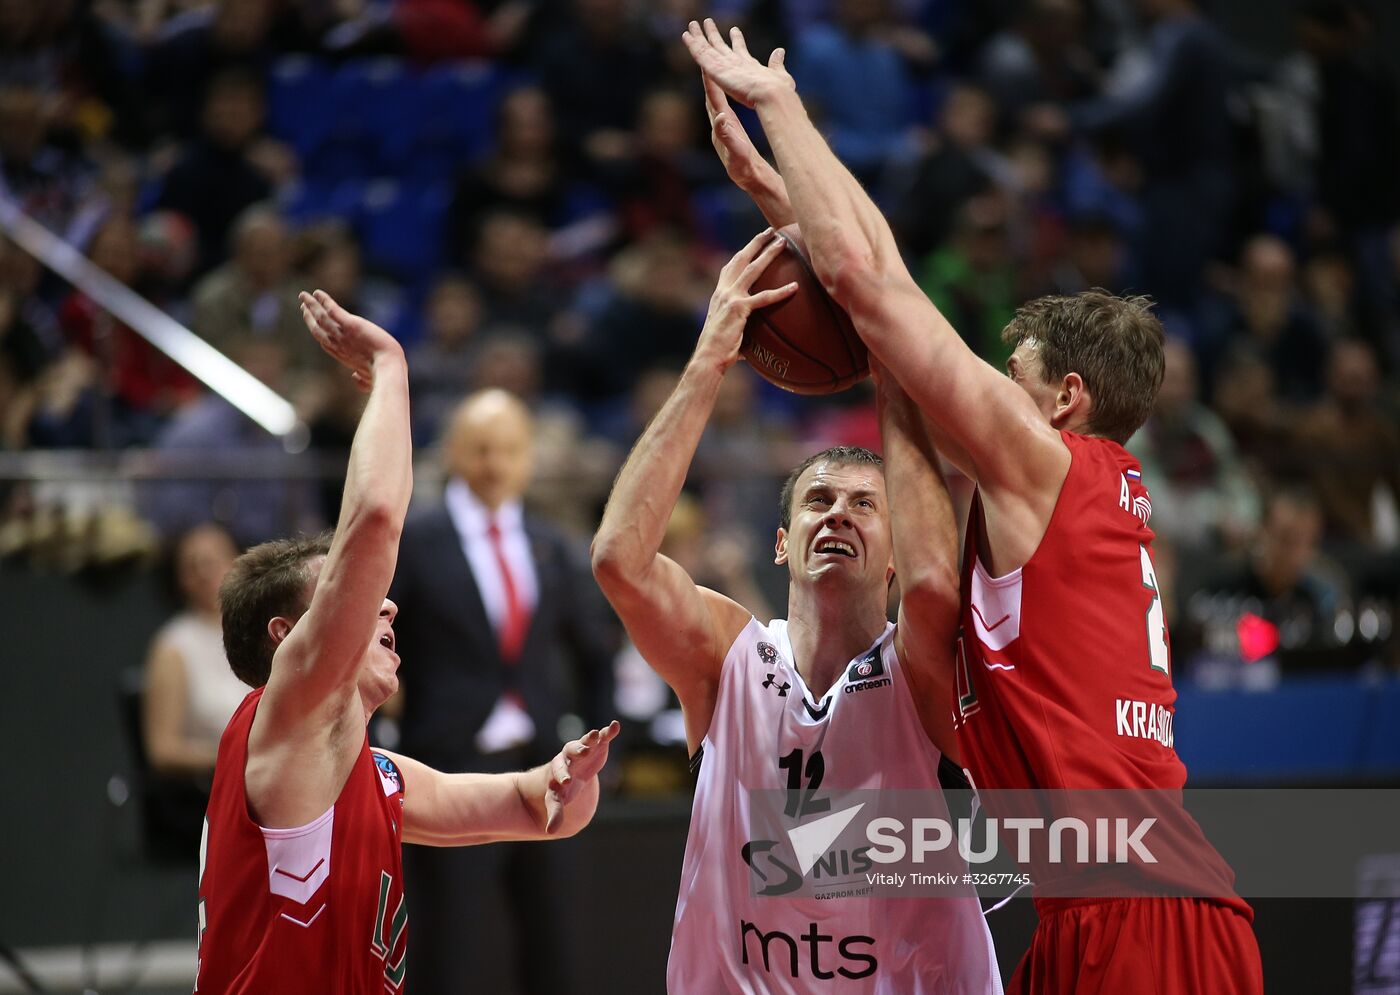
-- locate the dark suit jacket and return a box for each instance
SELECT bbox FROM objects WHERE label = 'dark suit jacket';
[389,502,618,772]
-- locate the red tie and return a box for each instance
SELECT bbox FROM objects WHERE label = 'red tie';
[486,518,528,663]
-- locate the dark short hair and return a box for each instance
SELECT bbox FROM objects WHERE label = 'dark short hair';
[778,446,884,530]
[1002,290,1165,444]
[219,533,333,688]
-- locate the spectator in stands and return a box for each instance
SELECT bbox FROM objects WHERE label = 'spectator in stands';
[887,83,1006,259]
[447,86,571,247]
[156,68,295,275]
[1195,487,1352,673]
[1294,0,1400,320]
[789,0,931,180]
[566,232,708,403]
[917,194,1018,366]
[191,204,321,385]
[1128,337,1259,552]
[534,0,666,163]
[1296,339,1400,549]
[408,273,485,443]
[323,0,533,63]
[0,82,98,239]
[58,213,198,443]
[977,0,1096,123]
[138,339,322,545]
[595,87,721,243]
[1040,0,1236,310]
[390,388,617,995]
[1211,234,1329,404]
[1302,248,1362,343]
[1047,212,1131,295]
[464,209,560,342]
[1211,347,1299,480]
[142,0,289,140]
[141,521,247,779]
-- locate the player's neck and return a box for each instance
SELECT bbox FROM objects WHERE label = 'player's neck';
[785,587,887,699]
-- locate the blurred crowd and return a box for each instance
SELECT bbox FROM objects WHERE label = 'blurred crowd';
[1,0,1399,684]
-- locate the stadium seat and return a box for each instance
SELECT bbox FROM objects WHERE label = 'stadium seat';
[356,179,451,282]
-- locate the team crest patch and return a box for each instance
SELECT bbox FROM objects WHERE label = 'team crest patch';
[757,641,779,665]
[373,752,403,797]
[847,651,885,682]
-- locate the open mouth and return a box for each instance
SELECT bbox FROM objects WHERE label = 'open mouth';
[814,537,857,558]
[379,631,396,653]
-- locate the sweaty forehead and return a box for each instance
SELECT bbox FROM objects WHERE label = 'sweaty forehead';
[799,460,886,495]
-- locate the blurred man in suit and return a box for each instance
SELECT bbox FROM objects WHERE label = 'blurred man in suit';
[389,388,617,995]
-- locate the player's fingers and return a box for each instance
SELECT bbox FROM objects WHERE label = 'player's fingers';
[599,720,621,743]
[747,282,799,309]
[737,234,787,287]
[544,791,563,834]
[701,72,723,122]
[551,752,572,787]
[313,289,353,329]
[730,25,750,58]
[722,227,776,278]
[703,17,727,50]
[769,47,788,74]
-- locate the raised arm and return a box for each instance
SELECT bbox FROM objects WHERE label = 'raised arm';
[591,231,795,752]
[877,364,961,764]
[702,72,795,229]
[684,21,1068,513]
[382,721,620,846]
[261,291,412,726]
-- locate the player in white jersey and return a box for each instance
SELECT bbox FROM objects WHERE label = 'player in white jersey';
[592,232,1000,994]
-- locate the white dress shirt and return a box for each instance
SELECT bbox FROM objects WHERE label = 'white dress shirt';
[443,478,539,632]
[443,478,539,752]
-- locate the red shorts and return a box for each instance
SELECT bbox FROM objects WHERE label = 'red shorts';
[1008,898,1263,995]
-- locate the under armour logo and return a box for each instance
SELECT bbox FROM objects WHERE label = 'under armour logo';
[762,674,790,697]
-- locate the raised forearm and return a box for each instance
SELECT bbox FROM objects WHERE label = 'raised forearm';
[754,90,898,294]
[879,379,959,599]
[591,359,726,581]
[339,353,412,535]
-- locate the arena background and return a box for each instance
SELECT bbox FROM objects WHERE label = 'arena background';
[1,0,1398,991]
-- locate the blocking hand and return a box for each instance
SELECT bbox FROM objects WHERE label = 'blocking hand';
[544,720,621,834]
[683,18,794,109]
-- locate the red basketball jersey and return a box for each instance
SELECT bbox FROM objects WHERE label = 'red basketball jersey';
[196,688,409,993]
[954,432,1246,914]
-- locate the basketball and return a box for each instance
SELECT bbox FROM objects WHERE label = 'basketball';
[741,225,869,394]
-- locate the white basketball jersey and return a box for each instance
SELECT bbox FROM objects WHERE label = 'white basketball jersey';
[667,618,1001,994]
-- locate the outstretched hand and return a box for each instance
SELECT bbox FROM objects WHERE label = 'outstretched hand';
[695,227,799,371]
[544,720,621,834]
[298,289,403,392]
[683,18,794,109]
[703,71,775,195]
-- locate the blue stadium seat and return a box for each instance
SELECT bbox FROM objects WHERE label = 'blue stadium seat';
[356,179,451,282]
[387,62,505,182]
[266,57,337,164]
[279,178,366,226]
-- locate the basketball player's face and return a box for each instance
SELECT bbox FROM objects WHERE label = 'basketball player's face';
[360,597,401,709]
[776,462,893,588]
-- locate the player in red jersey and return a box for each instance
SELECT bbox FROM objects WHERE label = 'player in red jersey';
[687,19,1263,994]
[196,290,618,994]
